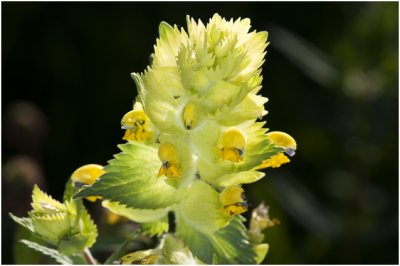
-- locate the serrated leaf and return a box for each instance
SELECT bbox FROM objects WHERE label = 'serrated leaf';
[13,227,46,264]
[58,234,90,255]
[180,180,231,234]
[31,185,66,214]
[102,200,168,223]
[79,207,98,248]
[140,215,169,237]
[20,239,73,265]
[9,213,34,232]
[75,142,180,209]
[176,214,257,264]
[30,212,71,245]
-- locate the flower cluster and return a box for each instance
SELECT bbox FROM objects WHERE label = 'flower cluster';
[11,13,296,265]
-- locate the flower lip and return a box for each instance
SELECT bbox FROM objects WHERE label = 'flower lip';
[285,148,296,157]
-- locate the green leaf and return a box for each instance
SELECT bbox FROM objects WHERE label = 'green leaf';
[75,142,180,209]
[254,243,269,264]
[214,170,265,187]
[31,185,66,214]
[30,212,71,245]
[102,200,168,223]
[176,214,257,264]
[58,234,90,255]
[79,207,98,248]
[179,180,231,234]
[63,178,76,202]
[13,227,45,264]
[9,213,34,232]
[20,239,73,265]
[140,215,169,237]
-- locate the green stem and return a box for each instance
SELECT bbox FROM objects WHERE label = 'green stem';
[104,229,141,264]
[83,248,97,265]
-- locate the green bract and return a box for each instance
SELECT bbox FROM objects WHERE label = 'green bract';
[10,184,98,261]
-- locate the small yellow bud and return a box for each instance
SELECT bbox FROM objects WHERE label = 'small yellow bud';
[158,142,177,163]
[157,142,180,178]
[121,108,152,141]
[266,131,297,156]
[182,101,197,130]
[71,164,105,202]
[219,185,248,216]
[218,128,246,162]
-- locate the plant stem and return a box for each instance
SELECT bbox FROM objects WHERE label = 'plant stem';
[83,248,97,265]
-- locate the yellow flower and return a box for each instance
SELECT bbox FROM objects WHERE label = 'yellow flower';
[157,142,180,178]
[219,185,248,216]
[71,164,105,202]
[218,128,247,163]
[121,102,153,141]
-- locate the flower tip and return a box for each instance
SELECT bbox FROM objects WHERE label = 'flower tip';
[266,131,297,156]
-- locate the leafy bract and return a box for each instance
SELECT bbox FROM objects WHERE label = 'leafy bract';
[140,216,169,237]
[9,213,34,232]
[75,141,180,209]
[102,200,168,223]
[179,180,231,234]
[176,214,257,264]
[20,239,73,265]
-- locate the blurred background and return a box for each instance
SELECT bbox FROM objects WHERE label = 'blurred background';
[2,2,398,264]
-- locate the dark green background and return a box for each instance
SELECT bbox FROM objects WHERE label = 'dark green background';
[2,2,398,264]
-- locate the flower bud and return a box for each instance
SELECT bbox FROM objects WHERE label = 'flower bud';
[71,164,105,202]
[182,101,198,130]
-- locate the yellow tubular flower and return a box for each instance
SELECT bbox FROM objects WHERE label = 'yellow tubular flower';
[256,131,296,170]
[266,131,297,157]
[182,101,198,130]
[218,128,247,163]
[157,142,180,178]
[71,164,105,202]
[219,185,248,216]
[121,105,153,141]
